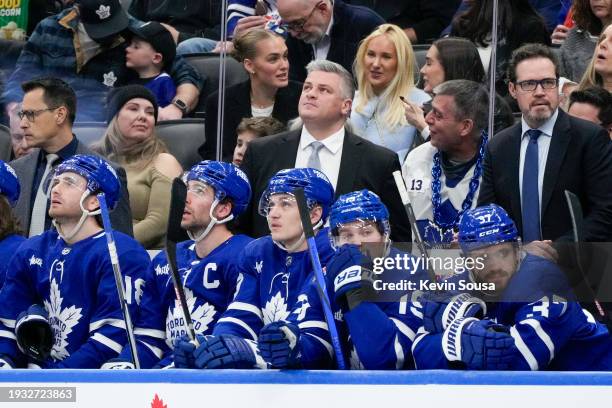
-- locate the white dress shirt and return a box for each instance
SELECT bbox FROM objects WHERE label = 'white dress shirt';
[295,125,345,189]
[518,109,558,216]
[313,15,333,61]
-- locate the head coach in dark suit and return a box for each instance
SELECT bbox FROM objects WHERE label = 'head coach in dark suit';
[478,43,612,243]
[9,77,133,237]
[240,60,411,241]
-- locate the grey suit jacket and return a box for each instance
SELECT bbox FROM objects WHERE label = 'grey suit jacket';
[10,141,134,236]
[0,125,11,162]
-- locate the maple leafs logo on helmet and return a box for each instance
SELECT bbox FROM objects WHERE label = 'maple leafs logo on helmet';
[329,189,390,235]
[0,160,20,207]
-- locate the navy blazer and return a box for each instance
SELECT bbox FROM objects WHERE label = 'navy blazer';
[478,109,612,242]
[239,128,411,242]
[287,0,385,83]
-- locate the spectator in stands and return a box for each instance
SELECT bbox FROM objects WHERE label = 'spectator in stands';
[7,104,32,160]
[199,29,302,161]
[559,0,612,82]
[126,21,177,107]
[240,59,411,241]
[2,0,202,122]
[451,0,550,96]
[578,23,612,91]
[9,77,133,237]
[276,0,384,82]
[233,116,286,166]
[0,160,25,288]
[568,86,612,136]
[92,85,182,249]
[404,38,514,140]
[346,0,461,43]
[350,24,430,163]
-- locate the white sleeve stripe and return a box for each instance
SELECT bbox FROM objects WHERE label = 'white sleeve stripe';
[0,330,16,340]
[138,340,164,359]
[411,327,427,353]
[0,318,15,328]
[134,328,166,339]
[90,319,126,332]
[227,5,255,14]
[394,334,405,369]
[390,317,416,341]
[510,326,539,370]
[520,318,555,363]
[226,302,264,318]
[297,321,328,331]
[303,333,333,357]
[91,333,123,354]
[216,317,258,341]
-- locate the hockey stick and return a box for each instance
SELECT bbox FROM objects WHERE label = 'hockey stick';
[165,177,199,346]
[564,190,608,320]
[294,188,346,370]
[392,171,437,283]
[97,193,140,368]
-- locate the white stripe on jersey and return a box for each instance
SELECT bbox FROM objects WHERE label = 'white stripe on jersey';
[297,320,328,331]
[90,319,126,332]
[226,302,264,319]
[0,318,16,328]
[216,317,258,340]
[303,332,333,357]
[390,317,416,341]
[0,330,16,340]
[510,326,539,370]
[138,340,164,359]
[227,4,255,14]
[394,334,405,369]
[134,328,166,339]
[520,318,555,363]
[91,333,123,354]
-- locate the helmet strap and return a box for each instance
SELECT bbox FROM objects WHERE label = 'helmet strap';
[54,190,99,243]
[272,218,323,253]
[187,198,234,243]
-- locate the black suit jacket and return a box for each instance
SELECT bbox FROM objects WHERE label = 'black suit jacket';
[199,79,302,161]
[10,141,134,237]
[287,0,385,82]
[240,128,411,242]
[478,109,612,242]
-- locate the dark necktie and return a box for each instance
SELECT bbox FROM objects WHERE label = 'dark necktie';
[522,129,542,242]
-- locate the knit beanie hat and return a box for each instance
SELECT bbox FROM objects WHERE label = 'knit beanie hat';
[106,84,159,124]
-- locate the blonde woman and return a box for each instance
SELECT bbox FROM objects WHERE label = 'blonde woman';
[351,24,430,163]
[579,23,612,92]
[94,85,183,249]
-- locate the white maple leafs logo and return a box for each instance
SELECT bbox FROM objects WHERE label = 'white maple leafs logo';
[165,288,216,347]
[95,5,111,20]
[349,346,364,370]
[262,291,290,325]
[103,71,117,87]
[44,279,83,360]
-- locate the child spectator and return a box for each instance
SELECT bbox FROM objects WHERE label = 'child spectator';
[126,21,177,107]
[233,116,286,166]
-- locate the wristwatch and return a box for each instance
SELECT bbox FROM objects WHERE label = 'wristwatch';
[172,98,188,115]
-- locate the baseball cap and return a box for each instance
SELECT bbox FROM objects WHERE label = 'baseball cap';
[129,21,176,69]
[78,0,129,41]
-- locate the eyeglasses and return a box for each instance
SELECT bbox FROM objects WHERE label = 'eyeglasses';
[17,107,59,122]
[514,78,558,92]
[281,1,323,32]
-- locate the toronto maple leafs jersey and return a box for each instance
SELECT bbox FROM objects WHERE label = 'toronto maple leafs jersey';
[213,228,335,368]
[119,235,254,368]
[0,234,26,289]
[0,230,150,368]
[402,142,480,244]
[412,254,612,370]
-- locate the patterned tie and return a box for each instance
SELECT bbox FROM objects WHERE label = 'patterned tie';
[522,129,542,242]
[29,153,59,237]
[307,141,325,171]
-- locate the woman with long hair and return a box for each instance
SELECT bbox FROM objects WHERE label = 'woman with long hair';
[199,28,302,161]
[579,23,612,92]
[93,85,183,249]
[0,160,25,288]
[350,24,430,162]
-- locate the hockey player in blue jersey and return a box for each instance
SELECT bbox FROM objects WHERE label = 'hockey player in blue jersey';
[173,167,336,369]
[258,189,427,369]
[412,204,612,371]
[0,155,150,369]
[103,161,255,369]
[0,160,25,288]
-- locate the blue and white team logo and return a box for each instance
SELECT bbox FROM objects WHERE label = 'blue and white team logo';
[165,288,216,347]
[262,291,290,325]
[44,279,83,360]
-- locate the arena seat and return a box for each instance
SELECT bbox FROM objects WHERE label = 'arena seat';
[156,118,205,170]
[183,53,249,116]
[73,122,107,147]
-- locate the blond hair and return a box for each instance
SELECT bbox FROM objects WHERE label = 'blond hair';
[578,23,611,91]
[353,24,417,129]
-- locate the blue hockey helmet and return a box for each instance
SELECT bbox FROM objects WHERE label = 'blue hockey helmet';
[330,189,390,235]
[258,168,334,222]
[0,160,20,207]
[458,204,519,252]
[52,155,121,210]
[184,160,251,217]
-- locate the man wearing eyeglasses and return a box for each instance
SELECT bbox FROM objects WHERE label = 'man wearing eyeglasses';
[277,0,384,82]
[8,77,133,237]
[478,43,612,243]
